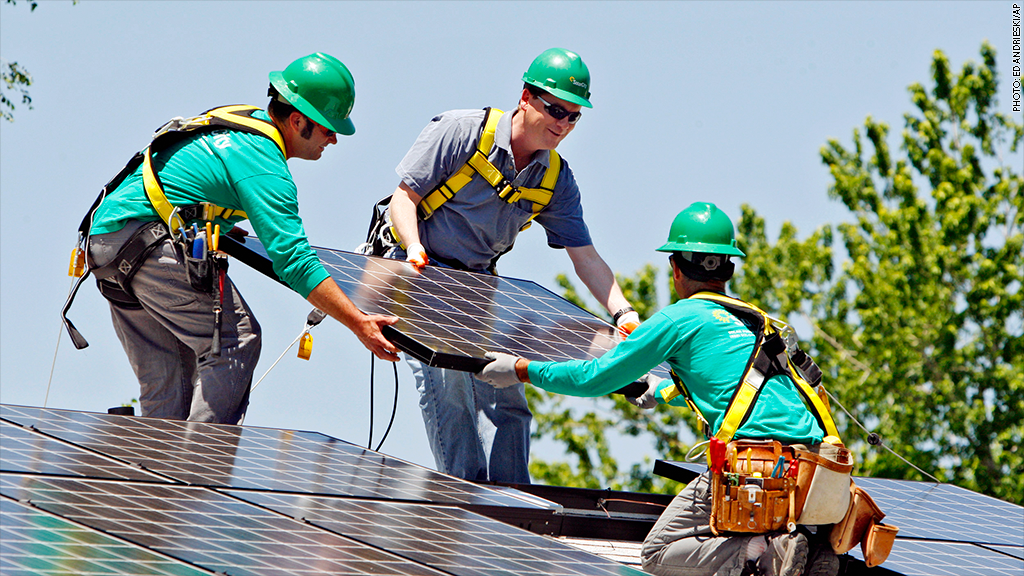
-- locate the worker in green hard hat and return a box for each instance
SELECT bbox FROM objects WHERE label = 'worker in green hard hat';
[475,202,843,576]
[357,47,639,484]
[72,52,398,425]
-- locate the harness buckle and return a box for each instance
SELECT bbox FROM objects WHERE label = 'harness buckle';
[497,183,520,203]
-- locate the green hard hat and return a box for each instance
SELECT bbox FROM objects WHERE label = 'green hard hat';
[522,48,593,108]
[657,202,746,256]
[269,52,356,135]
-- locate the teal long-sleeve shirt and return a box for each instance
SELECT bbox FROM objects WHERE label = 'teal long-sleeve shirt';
[90,109,330,298]
[528,295,825,444]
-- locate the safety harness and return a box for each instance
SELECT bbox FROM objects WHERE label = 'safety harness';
[62,105,284,349]
[658,291,840,443]
[361,108,561,271]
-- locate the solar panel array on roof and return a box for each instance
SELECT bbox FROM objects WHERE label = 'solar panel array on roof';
[653,460,1024,576]
[220,236,662,391]
[0,405,646,576]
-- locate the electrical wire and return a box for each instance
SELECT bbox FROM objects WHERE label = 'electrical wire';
[367,353,400,452]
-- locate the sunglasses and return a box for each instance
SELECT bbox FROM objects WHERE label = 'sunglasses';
[535,94,582,124]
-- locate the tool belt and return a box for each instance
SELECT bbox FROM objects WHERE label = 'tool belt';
[830,482,899,567]
[709,439,854,535]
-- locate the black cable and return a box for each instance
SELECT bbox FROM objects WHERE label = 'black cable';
[373,361,399,452]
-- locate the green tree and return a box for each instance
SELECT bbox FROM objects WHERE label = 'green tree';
[534,42,1023,505]
[1,0,39,122]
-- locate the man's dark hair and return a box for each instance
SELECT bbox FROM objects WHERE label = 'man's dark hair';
[268,85,314,139]
[524,83,546,99]
[267,85,299,122]
[671,252,735,282]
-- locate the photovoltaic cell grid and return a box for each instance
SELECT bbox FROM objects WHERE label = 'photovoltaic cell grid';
[316,247,624,372]
[0,421,167,484]
[847,540,1023,576]
[229,490,646,576]
[853,476,1024,547]
[0,475,447,576]
[0,497,212,576]
[0,405,552,511]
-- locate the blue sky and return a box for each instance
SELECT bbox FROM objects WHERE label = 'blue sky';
[1,1,1016,473]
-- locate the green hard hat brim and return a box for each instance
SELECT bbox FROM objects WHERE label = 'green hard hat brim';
[523,77,593,108]
[270,71,356,136]
[656,241,746,257]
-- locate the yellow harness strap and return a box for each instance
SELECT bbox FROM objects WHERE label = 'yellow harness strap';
[142,105,285,231]
[663,292,841,444]
[416,108,561,229]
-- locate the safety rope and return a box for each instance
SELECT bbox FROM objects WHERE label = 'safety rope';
[44,275,79,407]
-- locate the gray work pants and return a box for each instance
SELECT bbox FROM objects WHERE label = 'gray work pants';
[642,471,759,576]
[89,222,261,424]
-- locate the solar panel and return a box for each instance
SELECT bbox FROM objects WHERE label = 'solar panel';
[227,490,647,576]
[852,476,1023,547]
[220,236,660,392]
[0,496,211,576]
[848,540,1024,576]
[0,474,449,576]
[0,420,168,483]
[0,405,555,511]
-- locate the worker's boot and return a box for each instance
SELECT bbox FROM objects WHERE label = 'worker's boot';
[759,532,808,576]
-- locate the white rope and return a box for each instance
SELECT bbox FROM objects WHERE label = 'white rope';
[251,328,308,391]
[44,276,78,407]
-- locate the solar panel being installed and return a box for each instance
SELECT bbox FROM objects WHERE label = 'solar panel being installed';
[220,236,660,393]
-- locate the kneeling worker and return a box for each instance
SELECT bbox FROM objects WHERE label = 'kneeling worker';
[74,53,399,424]
[476,202,842,576]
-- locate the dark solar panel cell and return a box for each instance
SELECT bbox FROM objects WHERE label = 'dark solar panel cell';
[0,497,212,576]
[0,421,168,483]
[227,491,646,576]
[853,476,1024,547]
[0,406,553,510]
[848,539,1024,576]
[0,475,448,576]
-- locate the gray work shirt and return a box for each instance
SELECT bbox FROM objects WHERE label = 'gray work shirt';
[395,108,592,271]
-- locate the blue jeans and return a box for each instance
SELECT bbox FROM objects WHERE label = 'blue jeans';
[382,246,532,482]
[89,222,261,424]
[408,358,532,483]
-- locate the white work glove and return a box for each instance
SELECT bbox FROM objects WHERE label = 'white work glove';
[405,242,429,269]
[475,351,523,389]
[628,373,663,409]
[615,308,641,337]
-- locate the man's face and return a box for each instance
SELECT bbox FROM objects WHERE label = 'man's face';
[291,114,338,161]
[519,89,581,151]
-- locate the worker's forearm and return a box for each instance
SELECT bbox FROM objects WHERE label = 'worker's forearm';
[306,278,364,329]
[568,245,632,315]
[390,183,423,248]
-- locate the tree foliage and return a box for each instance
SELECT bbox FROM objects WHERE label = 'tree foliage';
[533,43,1023,505]
[1,0,38,122]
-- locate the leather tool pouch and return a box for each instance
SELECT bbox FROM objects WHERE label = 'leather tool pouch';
[711,440,798,534]
[711,440,855,535]
[830,482,898,566]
